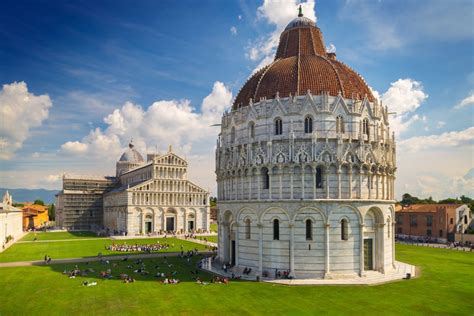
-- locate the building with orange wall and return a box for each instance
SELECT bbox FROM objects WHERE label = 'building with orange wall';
[395,204,472,242]
[22,204,49,229]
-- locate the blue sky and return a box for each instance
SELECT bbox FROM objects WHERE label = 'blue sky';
[0,0,473,199]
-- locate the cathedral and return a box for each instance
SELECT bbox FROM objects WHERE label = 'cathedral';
[56,143,210,235]
[215,9,398,279]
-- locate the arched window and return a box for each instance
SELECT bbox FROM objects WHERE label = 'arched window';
[249,122,255,139]
[275,118,283,135]
[315,167,323,188]
[304,116,313,133]
[231,127,236,143]
[262,167,270,189]
[336,115,345,134]
[341,219,349,240]
[306,219,313,240]
[363,118,369,136]
[273,219,280,240]
[245,218,251,239]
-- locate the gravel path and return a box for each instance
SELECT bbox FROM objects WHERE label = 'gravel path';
[0,251,215,268]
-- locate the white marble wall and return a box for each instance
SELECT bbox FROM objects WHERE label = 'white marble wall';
[218,200,395,278]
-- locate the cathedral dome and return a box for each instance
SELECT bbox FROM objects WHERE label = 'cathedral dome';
[233,10,374,110]
[119,141,144,163]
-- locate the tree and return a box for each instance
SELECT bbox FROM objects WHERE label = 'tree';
[48,203,55,221]
[210,197,217,207]
[34,199,45,206]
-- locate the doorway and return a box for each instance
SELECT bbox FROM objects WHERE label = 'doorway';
[187,220,194,232]
[231,240,236,265]
[145,221,152,233]
[364,239,374,270]
[166,217,175,231]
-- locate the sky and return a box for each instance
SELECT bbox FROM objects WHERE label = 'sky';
[0,0,473,200]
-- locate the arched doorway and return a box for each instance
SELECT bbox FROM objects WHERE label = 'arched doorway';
[364,208,385,272]
[144,214,153,234]
[165,209,177,232]
[187,213,195,232]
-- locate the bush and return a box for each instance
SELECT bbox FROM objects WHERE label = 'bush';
[5,235,13,243]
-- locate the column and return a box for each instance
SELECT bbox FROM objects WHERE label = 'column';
[368,172,372,199]
[268,168,273,199]
[324,223,330,277]
[301,168,305,199]
[258,223,263,277]
[289,223,295,277]
[248,172,252,200]
[257,171,261,200]
[392,221,396,268]
[337,167,341,199]
[359,171,363,199]
[348,166,353,199]
[375,173,379,199]
[241,172,244,201]
[325,168,330,199]
[290,169,294,199]
[359,223,365,276]
[279,168,283,199]
[312,166,316,199]
[235,223,239,266]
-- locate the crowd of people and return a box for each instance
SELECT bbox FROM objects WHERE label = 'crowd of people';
[106,242,171,253]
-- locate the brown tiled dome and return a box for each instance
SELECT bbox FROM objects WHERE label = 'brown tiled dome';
[233,13,374,110]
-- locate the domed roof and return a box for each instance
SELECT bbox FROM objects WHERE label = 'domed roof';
[119,141,144,163]
[233,9,374,110]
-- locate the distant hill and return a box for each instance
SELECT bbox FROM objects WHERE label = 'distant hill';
[0,188,59,204]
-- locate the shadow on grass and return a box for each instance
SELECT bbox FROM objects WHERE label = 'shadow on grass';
[42,255,239,286]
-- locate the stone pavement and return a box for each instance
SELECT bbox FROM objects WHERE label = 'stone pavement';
[0,251,214,268]
[201,258,417,286]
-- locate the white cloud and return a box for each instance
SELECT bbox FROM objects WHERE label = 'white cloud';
[399,126,474,153]
[246,0,315,70]
[381,79,428,136]
[455,92,474,109]
[59,81,232,192]
[326,43,336,53]
[436,121,446,129]
[238,15,242,20]
[230,26,238,35]
[44,174,61,184]
[0,82,52,160]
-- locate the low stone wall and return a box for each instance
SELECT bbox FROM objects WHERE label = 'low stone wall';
[455,233,474,243]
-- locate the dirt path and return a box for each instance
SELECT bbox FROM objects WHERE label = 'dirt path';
[17,238,106,243]
[0,251,215,268]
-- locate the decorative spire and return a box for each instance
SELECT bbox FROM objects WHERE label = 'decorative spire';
[298,4,303,17]
[168,144,173,152]
[128,140,134,148]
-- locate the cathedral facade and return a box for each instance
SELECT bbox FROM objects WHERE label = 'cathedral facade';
[216,10,396,279]
[57,143,210,235]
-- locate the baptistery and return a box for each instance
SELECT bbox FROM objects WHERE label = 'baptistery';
[216,9,397,279]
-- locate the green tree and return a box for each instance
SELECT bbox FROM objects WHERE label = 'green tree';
[48,203,55,221]
[210,197,217,207]
[34,199,45,206]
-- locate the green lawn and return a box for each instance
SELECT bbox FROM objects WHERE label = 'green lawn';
[0,244,473,315]
[21,231,101,241]
[210,223,218,232]
[0,238,207,263]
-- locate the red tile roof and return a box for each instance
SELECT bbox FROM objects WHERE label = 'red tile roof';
[233,19,374,110]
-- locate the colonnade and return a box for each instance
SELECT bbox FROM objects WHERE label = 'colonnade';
[218,164,395,201]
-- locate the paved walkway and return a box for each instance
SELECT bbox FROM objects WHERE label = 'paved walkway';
[201,258,416,286]
[17,238,105,243]
[0,251,215,268]
[175,236,217,248]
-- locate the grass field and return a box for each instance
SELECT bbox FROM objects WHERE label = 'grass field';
[0,237,207,263]
[21,231,101,241]
[0,244,472,315]
[210,223,218,232]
